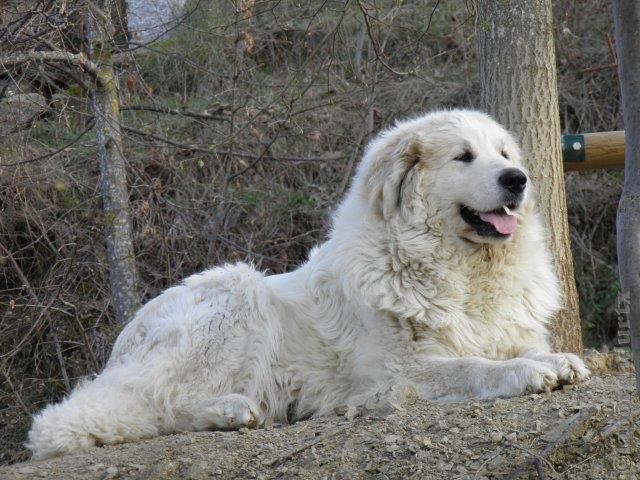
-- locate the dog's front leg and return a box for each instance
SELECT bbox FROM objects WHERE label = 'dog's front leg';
[519,347,591,385]
[405,356,560,402]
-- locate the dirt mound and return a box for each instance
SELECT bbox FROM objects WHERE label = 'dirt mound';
[1,367,638,480]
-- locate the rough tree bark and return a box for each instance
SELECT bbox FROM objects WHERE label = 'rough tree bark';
[476,0,583,354]
[87,1,140,324]
[612,0,640,393]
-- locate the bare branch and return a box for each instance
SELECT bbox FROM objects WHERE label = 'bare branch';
[0,50,101,80]
[531,406,598,477]
[0,120,95,168]
[1,370,31,415]
[227,126,283,181]
[121,104,229,121]
[0,240,71,393]
[122,125,345,163]
[356,0,413,77]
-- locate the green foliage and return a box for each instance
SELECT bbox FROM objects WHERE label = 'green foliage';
[28,125,60,148]
[65,84,82,97]
[283,189,315,210]
[53,182,76,210]
[239,185,315,215]
[240,187,265,210]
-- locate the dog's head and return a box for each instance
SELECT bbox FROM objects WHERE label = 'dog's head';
[354,109,531,246]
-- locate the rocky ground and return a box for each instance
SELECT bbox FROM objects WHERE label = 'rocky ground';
[127,0,185,43]
[1,353,638,480]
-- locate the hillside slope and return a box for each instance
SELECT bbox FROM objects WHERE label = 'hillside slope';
[1,366,637,480]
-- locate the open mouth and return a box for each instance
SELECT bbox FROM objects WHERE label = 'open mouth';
[459,205,518,237]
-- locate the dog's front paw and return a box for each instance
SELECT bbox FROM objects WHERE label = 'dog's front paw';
[509,358,559,394]
[528,353,591,385]
[479,358,559,399]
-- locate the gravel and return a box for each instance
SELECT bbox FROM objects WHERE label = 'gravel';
[0,354,638,479]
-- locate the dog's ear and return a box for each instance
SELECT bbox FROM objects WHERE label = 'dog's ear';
[363,133,423,220]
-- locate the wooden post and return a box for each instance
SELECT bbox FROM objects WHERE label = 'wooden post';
[612,0,640,394]
[562,131,625,171]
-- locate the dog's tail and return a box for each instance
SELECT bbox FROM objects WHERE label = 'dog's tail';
[26,377,159,460]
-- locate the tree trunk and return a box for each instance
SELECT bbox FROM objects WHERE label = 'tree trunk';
[476,0,582,354]
[111,0,130,49]
[612,0,640,393]
[87,2,140,324]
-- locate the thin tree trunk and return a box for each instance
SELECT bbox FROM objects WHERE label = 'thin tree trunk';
[87,3,140,324]
[111,0,130,49]
[612,0,640,393]
[476,0,582,353]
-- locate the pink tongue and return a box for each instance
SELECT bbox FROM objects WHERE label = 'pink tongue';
[479,211,517,235]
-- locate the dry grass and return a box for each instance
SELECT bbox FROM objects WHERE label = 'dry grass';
[0,0,623,463]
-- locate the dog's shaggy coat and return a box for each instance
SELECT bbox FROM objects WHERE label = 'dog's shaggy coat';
[27,110,589,460]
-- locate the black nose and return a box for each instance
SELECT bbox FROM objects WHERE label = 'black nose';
[499,168,527,194]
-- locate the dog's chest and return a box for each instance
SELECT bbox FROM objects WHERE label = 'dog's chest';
[421,256,541,358]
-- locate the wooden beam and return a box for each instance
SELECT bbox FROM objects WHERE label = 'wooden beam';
[563,131,625,171]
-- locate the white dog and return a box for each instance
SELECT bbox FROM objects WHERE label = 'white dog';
[27,109,590,460]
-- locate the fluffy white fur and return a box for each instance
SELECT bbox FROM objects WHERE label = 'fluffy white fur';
[27,109,590,460]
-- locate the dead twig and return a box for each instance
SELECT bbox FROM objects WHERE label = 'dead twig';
[226,126,283,181]
[503,441,558,480]
[534,460,546,480]
[581,33,618,74]
[1,370,31,416]
[540,406,598,444]
[265,425,349,467]
[355,0,413,77]
[532,406,599,478]
[122,125,345,163]
[472,443,506,479]
[503,406,598,480]
[0,119,95,167]
[581,63,617,74]
[593,409,640,442]
[0,241,71,392]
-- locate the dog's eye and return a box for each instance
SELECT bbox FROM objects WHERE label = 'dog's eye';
[454,150,474,163]
[501,150,509,159]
